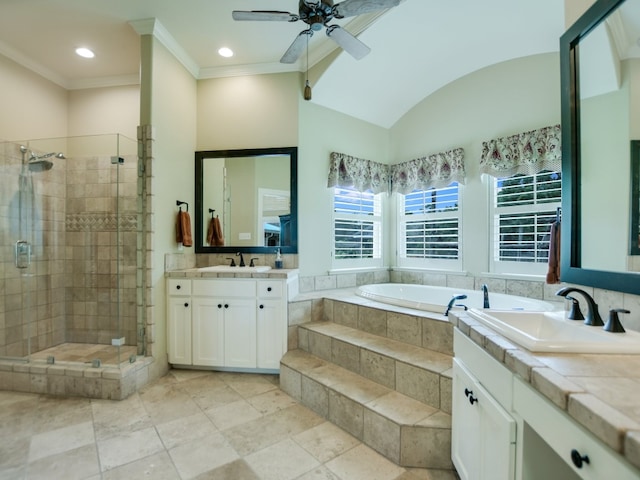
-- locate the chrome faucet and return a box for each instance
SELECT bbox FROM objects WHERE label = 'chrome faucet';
[236,252,245,267]
[444,294,468,316]
[481,284,490,309]
[555,287,604,326]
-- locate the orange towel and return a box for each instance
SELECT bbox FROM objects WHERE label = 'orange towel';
[176,210,193,247]
[212,216,224,246]
[546,221,561,284]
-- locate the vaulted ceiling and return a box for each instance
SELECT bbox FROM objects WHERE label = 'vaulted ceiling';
[0,0,566,128]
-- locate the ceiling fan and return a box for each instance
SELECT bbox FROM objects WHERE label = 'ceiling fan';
[232,0,402,64]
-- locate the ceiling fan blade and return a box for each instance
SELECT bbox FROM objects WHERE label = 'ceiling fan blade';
[326,25,370,60]
[232,10,298,22]
[333,0,402,18]
[280,30,313,64]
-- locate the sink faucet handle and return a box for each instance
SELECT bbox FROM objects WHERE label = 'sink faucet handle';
[226,257,236,267]
[564,295,585,321]
[604,308,630,333]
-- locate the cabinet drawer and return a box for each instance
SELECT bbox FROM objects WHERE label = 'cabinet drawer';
[168,278,191,296]
[258,280,283,298]
[514,377,639,479]
[193,279,257,297]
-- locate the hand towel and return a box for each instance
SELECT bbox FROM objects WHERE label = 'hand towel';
[207,217,215,245]
[212,216,225,246]
[546,221,561,284]
[176,210,193,247]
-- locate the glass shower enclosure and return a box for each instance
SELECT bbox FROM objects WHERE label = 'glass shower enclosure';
[0,134,142,368]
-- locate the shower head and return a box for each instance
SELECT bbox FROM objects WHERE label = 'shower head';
[28,159,54,172]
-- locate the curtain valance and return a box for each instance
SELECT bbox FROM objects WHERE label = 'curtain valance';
[390,147,466,194]
[479,124,561,178]
[327,152,390,194]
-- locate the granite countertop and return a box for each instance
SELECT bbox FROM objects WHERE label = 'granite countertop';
[452,310,640,470]
[165,268,299,279]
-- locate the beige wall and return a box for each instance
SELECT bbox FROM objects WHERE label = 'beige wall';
[197,73,298,150]
[145,36,197,366]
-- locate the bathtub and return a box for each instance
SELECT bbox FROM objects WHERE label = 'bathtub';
[356,283,557,314]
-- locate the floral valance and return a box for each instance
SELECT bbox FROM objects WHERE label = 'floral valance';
[327,152,390,194]
[480,124,561,177]
[390,147,466,195]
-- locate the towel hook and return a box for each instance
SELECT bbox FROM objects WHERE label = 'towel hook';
[176,200,189,212]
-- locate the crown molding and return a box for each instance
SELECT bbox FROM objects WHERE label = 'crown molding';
[129,18,200,78]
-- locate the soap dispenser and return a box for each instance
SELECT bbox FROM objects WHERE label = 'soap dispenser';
[275,248,283,269]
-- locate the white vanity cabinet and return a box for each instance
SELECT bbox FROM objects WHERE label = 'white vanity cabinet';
[452,331,516,480]
[166,276,289,372]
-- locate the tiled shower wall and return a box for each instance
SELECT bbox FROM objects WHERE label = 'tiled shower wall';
[64,154,138,346]
[0,142,139,358]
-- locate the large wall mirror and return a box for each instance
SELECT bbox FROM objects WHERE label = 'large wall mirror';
[560,0,640,294]
[195,147,298,254]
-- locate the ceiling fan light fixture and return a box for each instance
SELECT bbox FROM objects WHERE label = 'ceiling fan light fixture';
[218,47,234,58]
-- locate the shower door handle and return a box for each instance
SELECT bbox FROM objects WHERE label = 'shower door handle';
[15,240,31,269]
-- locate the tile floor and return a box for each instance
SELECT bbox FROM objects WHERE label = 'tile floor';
[0,369,458,480]
[29,343,139,366]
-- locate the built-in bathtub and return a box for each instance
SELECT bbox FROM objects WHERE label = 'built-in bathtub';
[356,283,557,315]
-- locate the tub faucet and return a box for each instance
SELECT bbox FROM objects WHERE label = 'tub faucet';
[236,252,245,267]
[481,284,490,309]
[555,287,604,326]
[444,294,468,316]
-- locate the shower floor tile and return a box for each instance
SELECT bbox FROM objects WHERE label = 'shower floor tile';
[29,342,138,366]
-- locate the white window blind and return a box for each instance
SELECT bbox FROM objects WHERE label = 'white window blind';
[398,184,461,269]
[492,170,561,267]
[333,188,382,261]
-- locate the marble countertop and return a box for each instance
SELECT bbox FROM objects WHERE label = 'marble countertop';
[452,310,640,470]
[165,268,299,280]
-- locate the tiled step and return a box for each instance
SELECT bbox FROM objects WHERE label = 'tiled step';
[298,321,453,413]
[280,349,453,469]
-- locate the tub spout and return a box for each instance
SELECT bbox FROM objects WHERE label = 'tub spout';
[481,284,490,308]
[444,294,468,316]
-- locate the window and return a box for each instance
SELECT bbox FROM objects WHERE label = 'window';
[332,187,383,268]
[491,170,561,273]
[397,183,462,269]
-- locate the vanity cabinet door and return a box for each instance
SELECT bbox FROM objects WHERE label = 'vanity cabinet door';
[452,358,516,480]
[167,296,192,365]
[223,298,257,368]
[256,298,286,369]
[192,297,225,366]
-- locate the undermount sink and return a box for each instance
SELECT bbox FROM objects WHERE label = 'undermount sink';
[467,308,640,354]
[198,265,271,273]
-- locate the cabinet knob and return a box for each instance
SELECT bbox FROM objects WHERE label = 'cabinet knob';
[184,302,189,307]
[570,449,590,469]
[259,304,264,309]
[267,287,272,292]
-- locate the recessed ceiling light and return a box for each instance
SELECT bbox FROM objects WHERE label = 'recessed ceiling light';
[218,47,234,58]
[75,47,95,58]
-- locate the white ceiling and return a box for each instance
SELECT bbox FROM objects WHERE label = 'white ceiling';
[0,0,566,128]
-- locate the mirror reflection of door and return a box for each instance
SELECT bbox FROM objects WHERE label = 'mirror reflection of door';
[258,189,290,247]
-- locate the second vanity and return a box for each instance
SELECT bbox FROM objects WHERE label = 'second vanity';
[451,309,640,480]
[166,268,298,373]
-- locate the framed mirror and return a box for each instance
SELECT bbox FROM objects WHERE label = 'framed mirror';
[195,147,298,254]
[631,140,640,255]
[560,0,640,294]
